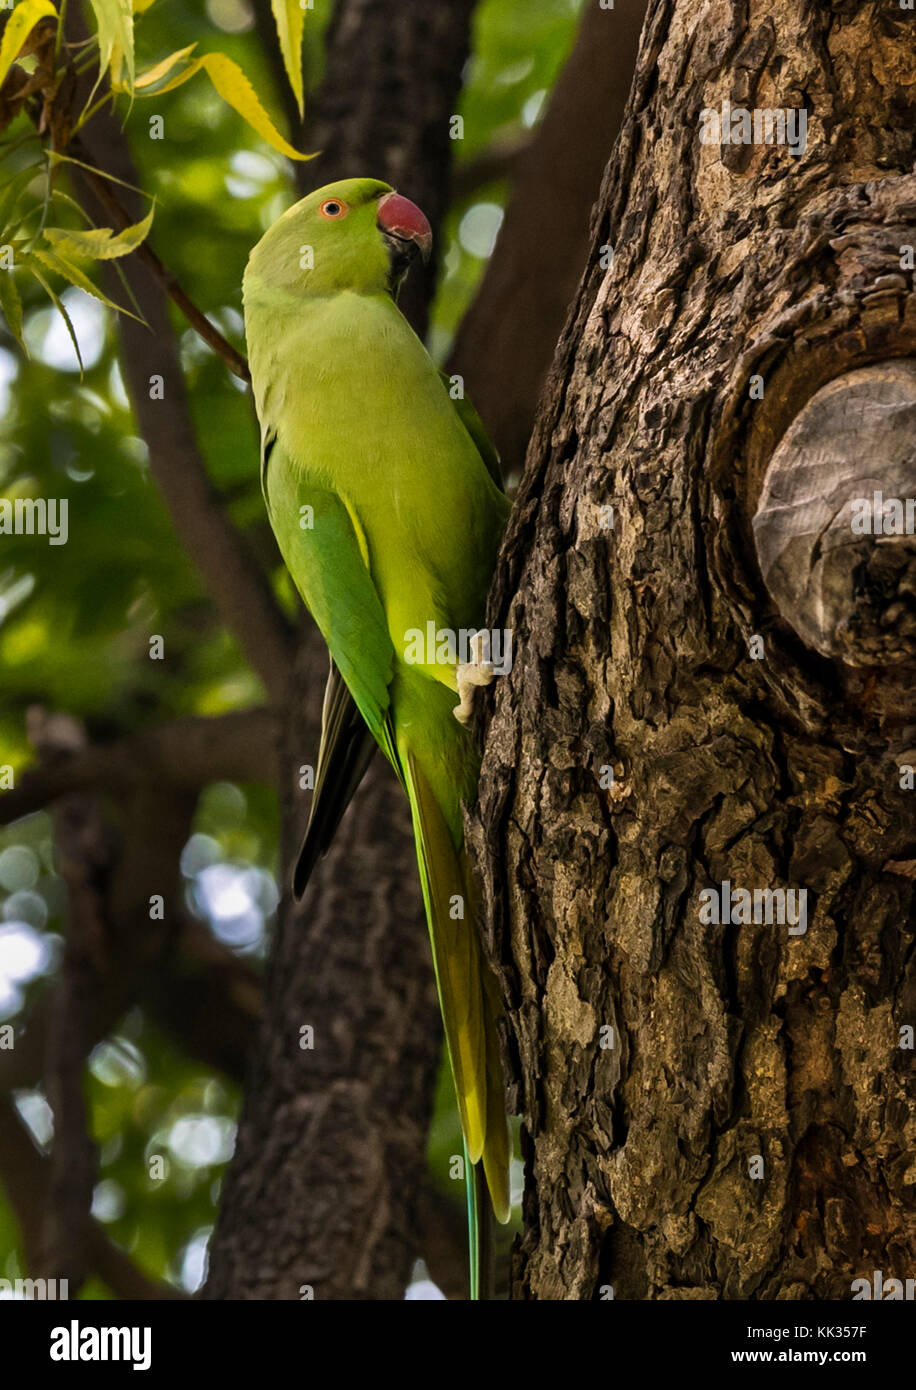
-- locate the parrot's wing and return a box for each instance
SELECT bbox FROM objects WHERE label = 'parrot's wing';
[271,379,502,901]
[438,370,505,493]
[293,658,377,899]
[263,442,399,898]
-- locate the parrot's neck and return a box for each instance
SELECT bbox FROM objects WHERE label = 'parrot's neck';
[243,285,420,482]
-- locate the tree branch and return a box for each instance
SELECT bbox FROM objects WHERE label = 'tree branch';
[0,708,277,826]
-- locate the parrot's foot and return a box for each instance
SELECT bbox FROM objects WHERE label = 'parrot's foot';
[454,631,495,725]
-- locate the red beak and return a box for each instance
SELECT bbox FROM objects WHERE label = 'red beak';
[377,191,433,262]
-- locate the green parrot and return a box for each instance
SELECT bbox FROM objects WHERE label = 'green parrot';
[243,177,512,1288]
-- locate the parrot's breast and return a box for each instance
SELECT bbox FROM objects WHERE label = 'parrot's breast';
[254,290,507,659]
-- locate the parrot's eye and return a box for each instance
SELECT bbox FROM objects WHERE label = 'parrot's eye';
[319,199,348,219]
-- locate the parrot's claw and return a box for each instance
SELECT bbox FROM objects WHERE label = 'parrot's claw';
[454,631,495,725]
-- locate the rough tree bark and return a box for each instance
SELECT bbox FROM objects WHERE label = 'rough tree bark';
[470,0,916,1299]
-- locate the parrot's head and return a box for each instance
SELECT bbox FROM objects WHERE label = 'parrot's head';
[243,177,432,305]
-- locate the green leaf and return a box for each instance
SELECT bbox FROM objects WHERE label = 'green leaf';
[48,151,148,198]
[0,0,57,93]
[0,164,42,237]
[43,206,154,260]
[86,0,135,94]
[0,262,24,348]
[31,246,141,320]
[270,0,306,117]
[146,52,312,162]
[134,43,196,91]
[28,263,84,373]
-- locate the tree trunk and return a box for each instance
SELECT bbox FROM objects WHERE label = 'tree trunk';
[470,0,916,1300]
[447,0,646,477]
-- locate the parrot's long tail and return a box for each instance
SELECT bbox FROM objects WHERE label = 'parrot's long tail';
[467,1147,498,1300]
[401,747,511,1275]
